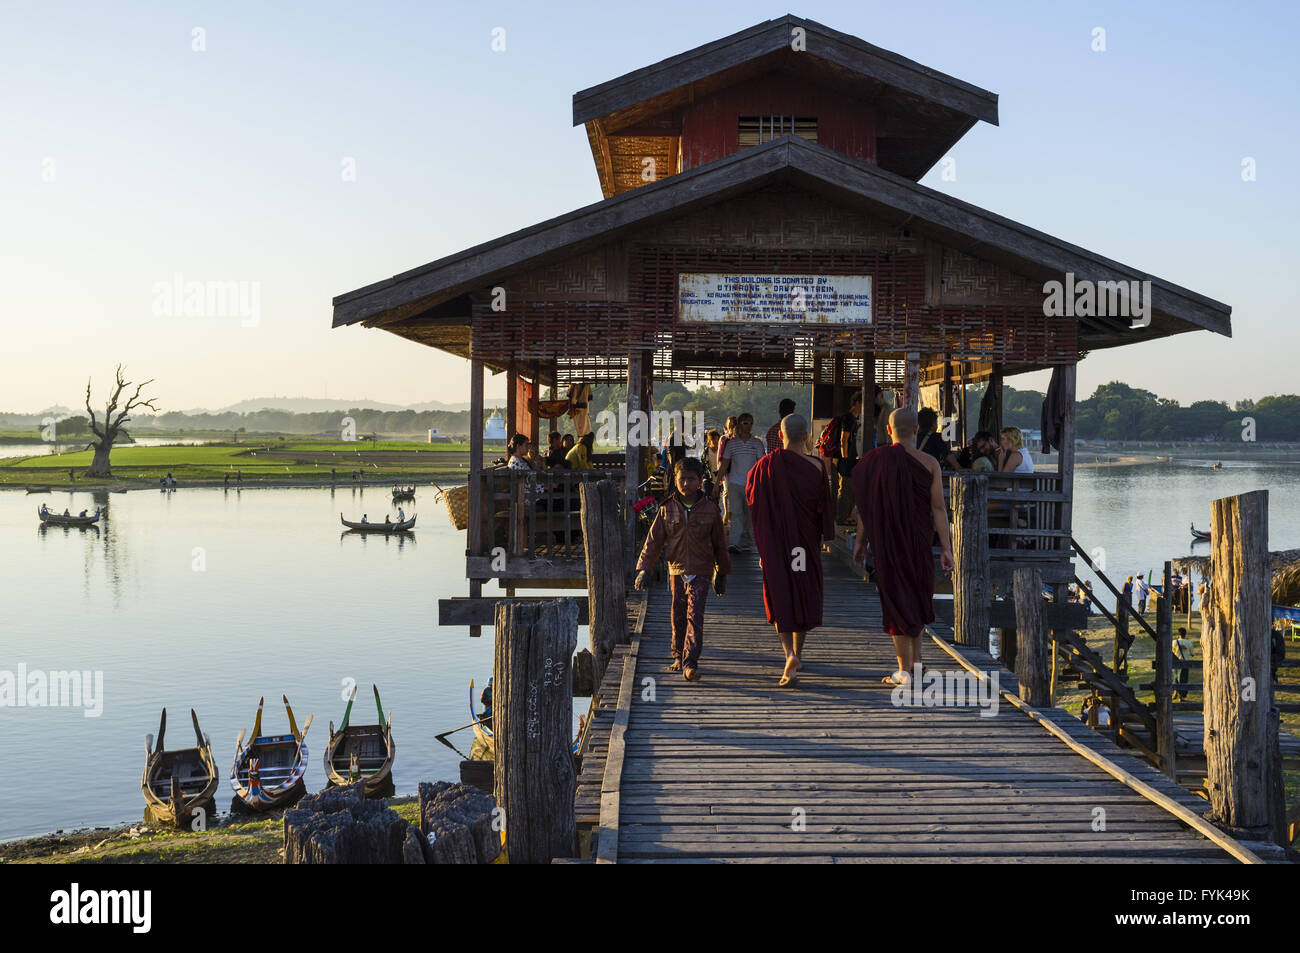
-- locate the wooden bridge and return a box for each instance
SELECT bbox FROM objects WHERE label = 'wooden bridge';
[575,553,1276,864]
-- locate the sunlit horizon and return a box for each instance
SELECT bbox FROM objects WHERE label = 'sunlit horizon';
[3,2,1295,413]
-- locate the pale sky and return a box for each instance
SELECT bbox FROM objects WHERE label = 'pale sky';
[2,1,1295,413]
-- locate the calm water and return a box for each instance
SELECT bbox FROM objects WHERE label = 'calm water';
[1,461,1296,840]
[1,484,584,841]
[0,437,210,460]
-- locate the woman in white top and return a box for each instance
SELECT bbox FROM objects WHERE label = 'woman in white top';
[998,427,1034,474]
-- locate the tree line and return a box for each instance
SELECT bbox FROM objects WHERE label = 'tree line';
[6,381,1297,444]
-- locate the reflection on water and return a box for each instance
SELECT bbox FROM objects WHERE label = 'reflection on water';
[2,483,588,841]
[2,462,1297,840]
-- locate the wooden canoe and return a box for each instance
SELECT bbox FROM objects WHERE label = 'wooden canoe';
[340,513,416,532]
[230,695,312,812]
[392,488,416,501]
[324,684,395,797]
[1190,523,1211,542]
[38,507,101,526]
[141,708,218,830]
[470,678,583,755]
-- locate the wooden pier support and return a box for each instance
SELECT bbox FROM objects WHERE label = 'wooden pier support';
[1154,560,1177,779]
[580,479,628,690]
[951,474,989,651]
[493,598,579,863]
[1202,490,1284,841]
[1012,567,1050,706]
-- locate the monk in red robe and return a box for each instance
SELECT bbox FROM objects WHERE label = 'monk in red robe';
[852,407,955,686]
[746,413,835,686]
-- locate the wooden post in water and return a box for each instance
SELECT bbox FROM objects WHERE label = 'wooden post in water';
[1155,560,1177,779]
[1203,490,1283,840]
[1012,567,1050,706]
[951,474,989,651]
[580,479,628,690]
[493,598,578,863]
[623,352,646,567]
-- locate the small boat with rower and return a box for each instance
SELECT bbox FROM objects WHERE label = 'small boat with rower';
[37,506,101,526]
[340,513,416,532]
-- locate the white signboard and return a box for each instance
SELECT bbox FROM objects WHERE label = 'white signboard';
[677,273,872,325]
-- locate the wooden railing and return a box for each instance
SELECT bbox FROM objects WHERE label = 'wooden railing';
[471,469,626,573]
[944,472,1072,582]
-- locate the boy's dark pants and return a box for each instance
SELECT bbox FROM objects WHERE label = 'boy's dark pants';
[669,574,711,667]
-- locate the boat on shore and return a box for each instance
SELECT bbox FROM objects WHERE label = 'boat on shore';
[324,684,395,797]
[141,708,218,830]
[37,506,101,526]
[340,513,416,532]
[230,695,312,812]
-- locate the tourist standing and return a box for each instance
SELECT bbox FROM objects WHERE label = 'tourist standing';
[853,407,955,686]
[835,392,863,526]
[1135,573,1150,615]
[746,414,834,686]
[718,413,766,552]
[765,398,796,453]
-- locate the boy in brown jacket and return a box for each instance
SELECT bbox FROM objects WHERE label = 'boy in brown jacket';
[634,457,731,681]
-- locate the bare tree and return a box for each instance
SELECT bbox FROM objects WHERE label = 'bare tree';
[84,366,159,477]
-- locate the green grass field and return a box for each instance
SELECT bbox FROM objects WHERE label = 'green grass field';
[0,440,500,488]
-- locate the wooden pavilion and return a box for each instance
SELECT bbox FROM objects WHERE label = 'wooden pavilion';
[332,15,1231,631]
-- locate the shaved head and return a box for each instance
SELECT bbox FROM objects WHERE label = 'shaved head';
[780,413,809,443]
[889,407,918,440]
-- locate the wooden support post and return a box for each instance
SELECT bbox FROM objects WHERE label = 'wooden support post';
[468,358,485,638]
[1155,560,1176,779]
[1013,568,1050,706]
[493,598,578,863]
[1113,596,1128,742]
[1057,364,1077,543]
[1203,490,1284,840]
[505,362,518,441]
[903,351,920,410]
[624,352,645,567]
[860,352,874,453]
[580,479,628,690]
[951,474,989,651]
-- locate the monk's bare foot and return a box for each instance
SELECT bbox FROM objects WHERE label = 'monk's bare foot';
[667,659,682,672]
[780,656,800,686]
[683,666,700,681]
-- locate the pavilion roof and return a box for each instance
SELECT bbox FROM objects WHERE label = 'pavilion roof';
[332,135,1231,358]
[573,14,1000,192]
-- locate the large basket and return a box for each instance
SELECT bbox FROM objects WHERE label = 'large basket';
[441,483,471,530]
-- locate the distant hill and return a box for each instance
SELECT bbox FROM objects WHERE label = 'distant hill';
[190,397,506,414]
